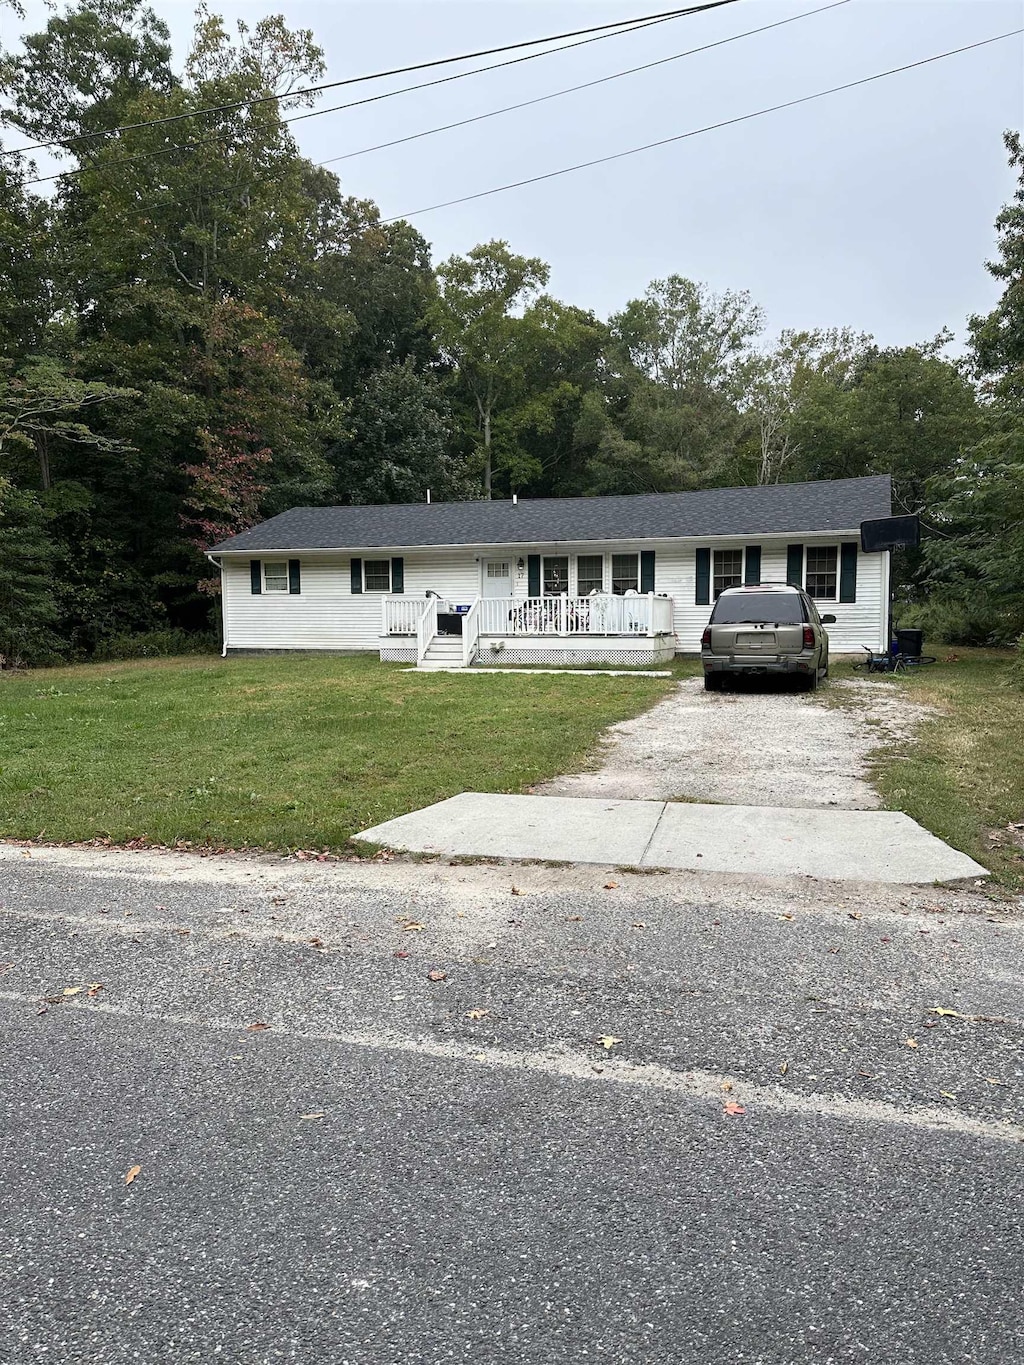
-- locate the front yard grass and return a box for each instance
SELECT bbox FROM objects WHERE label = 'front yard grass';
[831,649,1024,890]
[0,654,674,853]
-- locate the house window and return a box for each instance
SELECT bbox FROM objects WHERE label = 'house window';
[805,546,838,600]
[263,561,289,593]
[577,554,604,595]
[363,559,391,592]
[486,561,510,579]
[713,549,743,599]
[542,556,569,596]
[611,553,639,595]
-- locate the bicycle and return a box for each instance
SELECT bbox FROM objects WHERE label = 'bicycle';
[853,645,936,674]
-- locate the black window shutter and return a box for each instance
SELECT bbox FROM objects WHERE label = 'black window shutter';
[350,558,363,594]
[839,543,858,602]
[288,559,301,595]
[640,550,656,594]
[744,545,761,585]
[250,560,262,595]
[391,557,404,594]
[786,544,804,587]
[527,555,541,597]
[695,548,711,605]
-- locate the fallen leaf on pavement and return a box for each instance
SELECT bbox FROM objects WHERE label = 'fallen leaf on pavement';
[939,1091,957,1100]
[510,886,521,896]
[466,1008,490,1021]
[721,1081,732,1092]
[597,1035,622,1050]
[984,1077,1008,1087]
[402,921,425,933]
[779,913,795,921]
[125,1165,142,1185]
[905,1037,919,1048]
[299,1112,325,1121]
[565,915,583,922]
[247,1022,270,1032]
[87,983,104,998]
[857,1070,875,1078]
[603,882,618,890]
[631,921,647,929]
[427,969,447,982]
[62,986,84,997]
[848,912,862,921]
[723,1102,746,1116]
[779,1061,789,1075]
[929,1007,968,1019]
[393,950,410,959]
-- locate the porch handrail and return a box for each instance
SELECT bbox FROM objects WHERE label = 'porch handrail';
[416,597,438,663]
[461,599,480,667]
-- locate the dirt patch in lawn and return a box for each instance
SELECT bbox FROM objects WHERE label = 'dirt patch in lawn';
[535,676,936,810]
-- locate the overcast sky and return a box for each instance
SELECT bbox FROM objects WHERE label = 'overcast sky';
[8,0,1024,348]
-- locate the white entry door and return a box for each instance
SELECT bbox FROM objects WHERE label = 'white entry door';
[483,559,512,597]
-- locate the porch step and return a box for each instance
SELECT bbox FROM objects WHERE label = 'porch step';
[418,635,471,670]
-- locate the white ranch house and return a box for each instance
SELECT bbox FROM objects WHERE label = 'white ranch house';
[208,475,893,668]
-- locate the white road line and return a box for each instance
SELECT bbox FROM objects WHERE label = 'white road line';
[1,989,1019,1145]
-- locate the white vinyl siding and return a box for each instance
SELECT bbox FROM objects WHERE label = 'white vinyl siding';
[220,537,887,655]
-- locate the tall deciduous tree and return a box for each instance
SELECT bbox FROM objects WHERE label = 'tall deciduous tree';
[431,241,549,498]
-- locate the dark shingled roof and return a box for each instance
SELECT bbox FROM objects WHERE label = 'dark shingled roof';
[209,475,892,553]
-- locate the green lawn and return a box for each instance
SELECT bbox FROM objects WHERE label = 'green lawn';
[0,655,674,852]
[830,649,1024,890]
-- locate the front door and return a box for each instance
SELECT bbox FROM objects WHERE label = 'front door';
[483,559,512,597]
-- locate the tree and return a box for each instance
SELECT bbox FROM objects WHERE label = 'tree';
[332,361,471,505]
[599,276,765,491]
[430,241,549,498]
[0,477,60,665]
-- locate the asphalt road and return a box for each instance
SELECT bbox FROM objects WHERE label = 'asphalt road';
[2,846,1022,1364]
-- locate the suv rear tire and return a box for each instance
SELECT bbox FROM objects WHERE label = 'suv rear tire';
[703,672,721,692]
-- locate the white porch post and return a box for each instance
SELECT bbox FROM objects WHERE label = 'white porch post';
[381,597,388,636]
[647,591,655,637]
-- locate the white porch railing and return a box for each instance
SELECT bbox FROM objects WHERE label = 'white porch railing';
[382,597,424,636]
[416,597,438,664]
[478,594,673,638]
[461,599,481,667]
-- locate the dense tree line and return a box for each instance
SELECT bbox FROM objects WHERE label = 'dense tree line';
[0,1,1020,664]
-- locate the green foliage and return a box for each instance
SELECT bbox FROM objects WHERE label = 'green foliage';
[0,478,62,665]
[92,629,218,660]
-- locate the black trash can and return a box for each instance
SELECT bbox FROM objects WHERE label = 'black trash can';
[897,628,924,658]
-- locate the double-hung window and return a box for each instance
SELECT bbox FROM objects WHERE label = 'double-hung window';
[805,546,838,600]
[713,549,743,599]
[542,556,569,596]
[363,559,391,592]
[611,553,639,595]
[576,554,604,595]
[263,561,289,593]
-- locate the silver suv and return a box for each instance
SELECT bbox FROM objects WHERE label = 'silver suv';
[701,584,834,692]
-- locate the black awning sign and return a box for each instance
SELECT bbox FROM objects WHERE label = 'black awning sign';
[860,516,921,552]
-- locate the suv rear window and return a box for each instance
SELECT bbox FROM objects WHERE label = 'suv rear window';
[710,592,805,624]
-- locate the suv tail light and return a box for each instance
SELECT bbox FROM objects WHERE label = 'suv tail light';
[701,626,712,647]
[802,625,815,648]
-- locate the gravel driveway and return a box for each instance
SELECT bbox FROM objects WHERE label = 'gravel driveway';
[537,676,934,810]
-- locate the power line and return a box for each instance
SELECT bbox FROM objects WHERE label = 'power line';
[319,0,850,170]
[20,1,734,188]
[382,29,1023,222]
[1,0,738,161]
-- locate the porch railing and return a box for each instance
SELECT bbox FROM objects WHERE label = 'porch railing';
[415,597,438,664]
[461,600,481,667]
[478,594,673,638]
[382,597,424,636]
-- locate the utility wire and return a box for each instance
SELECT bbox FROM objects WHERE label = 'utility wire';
[320,0,850,169]
[1,0,739,160]
[18,0,731,187]
[382,29,1023,222]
